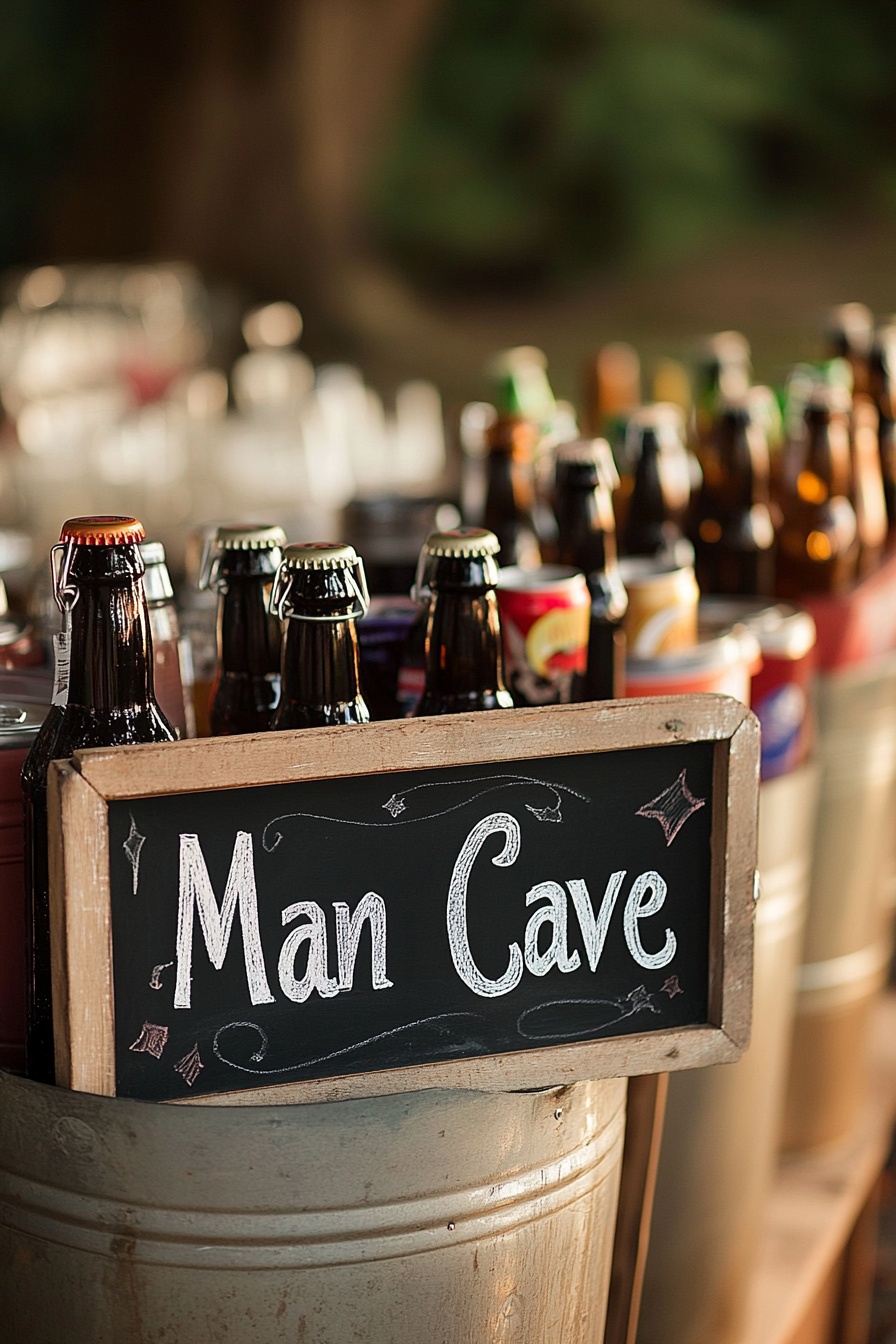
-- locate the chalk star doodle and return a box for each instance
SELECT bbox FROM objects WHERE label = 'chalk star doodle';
[636,769,706,845]
[526,801,563,823]
[174,1043,203,1087]
[149,961,174,991]
[129,1021,168,1059]
[123,814,145,894]
[265,773,590,850]
[626,984,658,1014]
[661,975,683,998]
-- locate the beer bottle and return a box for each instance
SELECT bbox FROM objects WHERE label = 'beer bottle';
[849,393,888,575]
[693,331,751,449]
[22,516,175,1083]
[140,540,195,738]
[270,542,370,730]
[620,404,693,563]
[691,401,776,597]
[413,528,514,716]
[482,415,542,568]
[554,438,628,699]
[201,524,286,735]
[584,341,641,452]
[869,323,896,528]
[776,387,859,597]
[824,302,873,399]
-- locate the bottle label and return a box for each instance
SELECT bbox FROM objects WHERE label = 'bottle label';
[52,630,70,706]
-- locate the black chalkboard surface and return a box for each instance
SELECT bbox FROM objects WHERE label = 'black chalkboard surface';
[48,697,759,1103]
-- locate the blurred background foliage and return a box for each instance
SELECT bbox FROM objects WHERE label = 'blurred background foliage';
[371,0,896,290]
[2,0,896,396]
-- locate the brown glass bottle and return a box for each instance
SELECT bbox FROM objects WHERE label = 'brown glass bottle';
[140,539,194,738]
[413,528,514,716]
[21,516,175,1083]
[824,302,873,399]
[554,438,628,700]
[270,542,370,730]
[869,324,896,528]
[849,393,888,576]
[620,405,692,562]
[776,389,859,597]
[691,402,776,597]
[482,415,542,568]
[202,524,285,735]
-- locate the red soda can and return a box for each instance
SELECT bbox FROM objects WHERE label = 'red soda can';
[496,565,590,706]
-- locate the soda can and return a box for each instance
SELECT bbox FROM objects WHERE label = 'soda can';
[496,565,590,706]
[618,555,699,656]
[699,597,816,780]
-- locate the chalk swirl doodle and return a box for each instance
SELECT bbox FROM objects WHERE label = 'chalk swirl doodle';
[516,985,660,1042]
[213,1012,493,1076]
[263,773,590,851]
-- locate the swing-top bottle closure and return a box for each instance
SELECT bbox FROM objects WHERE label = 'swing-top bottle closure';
[271,542,370,622]
[198,524,287,592]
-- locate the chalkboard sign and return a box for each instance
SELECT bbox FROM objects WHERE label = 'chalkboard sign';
[48,695,759,1104]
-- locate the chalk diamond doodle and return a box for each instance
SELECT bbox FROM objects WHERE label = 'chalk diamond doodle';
[123,814,145,894]
[174,1043,203,1087]
[129,1022,168,1059]
[636,769,706,845]
[661,975,683,998]
[382,794,406,818]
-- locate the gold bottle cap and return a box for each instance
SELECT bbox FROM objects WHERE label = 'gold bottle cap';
[213,524,287,551]
[280,541,359,570]
[423,527,501,559]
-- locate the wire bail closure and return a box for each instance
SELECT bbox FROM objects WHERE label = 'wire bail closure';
[50,540,79,612]
[270,557,370,623]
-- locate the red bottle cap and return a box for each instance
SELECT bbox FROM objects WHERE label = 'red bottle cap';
[59,516,146,546]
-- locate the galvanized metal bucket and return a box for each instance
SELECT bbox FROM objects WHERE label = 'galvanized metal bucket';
[637,763,816,1344]
[781,654,896,1152]
[0,1069,626,1343]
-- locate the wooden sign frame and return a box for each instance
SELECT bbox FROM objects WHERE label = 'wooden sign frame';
[47,694,759,1105]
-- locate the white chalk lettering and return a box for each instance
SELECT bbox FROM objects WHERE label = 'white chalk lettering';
[334,892,393,991]
[566,872,626,971]
[624,870,676,969]
[447,812,524,997]
[524,881,580,976]
[278,902,340,1002]
[175,832,274,1009]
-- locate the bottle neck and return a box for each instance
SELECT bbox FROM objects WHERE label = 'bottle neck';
[217,576,279,677]
[422,586,507,700]
[278,618,365,717]
[555,477,619,576]
[483,450,540,565]
[804,409,852,498]
[67,574,156,712]
[718,419,770,512]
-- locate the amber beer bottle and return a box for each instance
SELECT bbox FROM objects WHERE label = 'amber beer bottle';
[482,415,542,568]
[201,524,286,735]
[692,401,776,596]
[270,542,371,729]
[554,438,628,699]
[21,516,175,1083]
[869,323,896,528]
[776,387,859,597]
[620,404,692,562]
[413,528,514,716]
